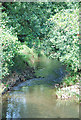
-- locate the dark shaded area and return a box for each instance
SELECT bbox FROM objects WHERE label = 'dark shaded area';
[17,34,27,42]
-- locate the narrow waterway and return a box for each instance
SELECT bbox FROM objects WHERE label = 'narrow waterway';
[2,79,79,118]
[2,59,79,119]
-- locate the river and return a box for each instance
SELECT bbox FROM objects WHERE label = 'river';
[2,59,79,119]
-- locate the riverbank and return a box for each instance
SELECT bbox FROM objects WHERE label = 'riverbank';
[55,74,80,103]
[1,68,80,104]
[1,66,35,95]
[56,83,80,102]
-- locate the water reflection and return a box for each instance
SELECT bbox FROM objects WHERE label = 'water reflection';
[2,84,79,118]
[2,59,79,119]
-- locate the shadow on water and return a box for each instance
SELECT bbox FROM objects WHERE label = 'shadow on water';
[2,58,79,119]
[35,57,67,83]
[11,58,66,91]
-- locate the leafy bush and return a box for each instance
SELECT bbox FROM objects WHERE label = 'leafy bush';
[62,74,79,86]
[0,8,20,78]
[1,2,79,79]
[1,27,20,78]
[2,2,75,48]
[46,8,79,72]
[19,45,38,68]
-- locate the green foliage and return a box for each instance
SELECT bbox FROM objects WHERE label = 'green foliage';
[2,2,50,47]
[1,8,21,78]
[46,7,79,72]
[1,2,80,81]
[2,2,75,48]
[1,27,20,77]
[18,45,38,68]
[1,9,20,78]
[62,74,79,86]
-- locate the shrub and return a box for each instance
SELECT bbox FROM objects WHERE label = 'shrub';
[1,27,20,78]
[46,8,79,72]
[19,44,38,68]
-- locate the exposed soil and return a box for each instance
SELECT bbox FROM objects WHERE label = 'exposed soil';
[1,66,80,104]
[1,66,36,95]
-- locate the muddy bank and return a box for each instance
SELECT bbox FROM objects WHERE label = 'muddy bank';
[1,59,80,103]
[1,58,65,95]
[1,66,36,95]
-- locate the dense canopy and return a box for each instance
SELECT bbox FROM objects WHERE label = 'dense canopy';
[1,2,79,78]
